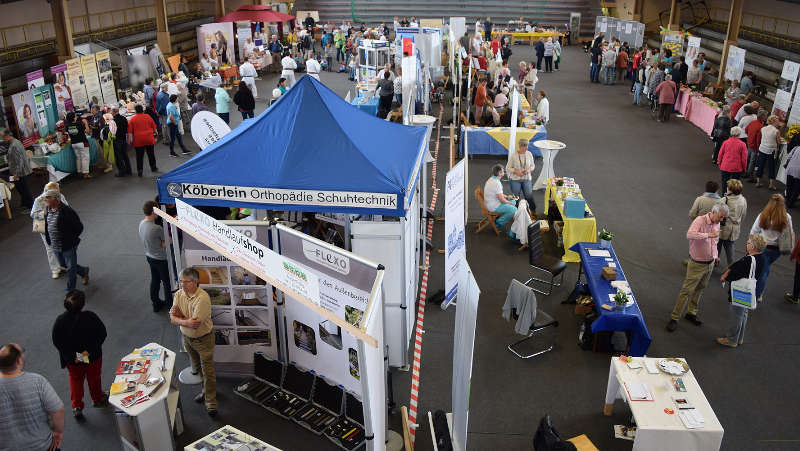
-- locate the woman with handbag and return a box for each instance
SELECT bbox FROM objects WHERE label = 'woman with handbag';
[717,234,766,347]
[750,194,794,299]
[31,182,69,279]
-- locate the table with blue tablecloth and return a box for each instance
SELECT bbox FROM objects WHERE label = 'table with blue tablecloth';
[47,139,100,174]
[570,242,652,356]
[351,96,379,116]
[459,125,547,157]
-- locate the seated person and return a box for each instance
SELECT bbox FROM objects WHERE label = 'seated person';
[484,164,518,238]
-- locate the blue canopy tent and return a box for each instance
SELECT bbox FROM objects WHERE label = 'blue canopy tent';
[156,75,428,217]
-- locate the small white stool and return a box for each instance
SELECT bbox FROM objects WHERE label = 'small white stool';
[533,140,566,190]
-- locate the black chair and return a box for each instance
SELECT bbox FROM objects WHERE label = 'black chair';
[524,221,566,296]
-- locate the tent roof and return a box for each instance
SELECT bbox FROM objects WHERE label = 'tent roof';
[157,76,428,216]
[215,5,294,23]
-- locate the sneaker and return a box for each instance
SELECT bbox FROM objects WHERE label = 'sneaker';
[103,166,113,173]
[194,392,205,403]
[73,407,84,419]
[715,337,737,348]
[785,293,800,304]
[181,151,191,156]
[153,303,163,313]
[51,271,60,279]
[738,339,744,345]
[684,313,703,326]
[666,319,678,332]
[93,393,110,408]
[81,268,90,285]
[170,153,179,158]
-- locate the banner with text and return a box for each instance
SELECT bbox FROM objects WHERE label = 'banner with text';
[686,37,701,67]
[50,64,73,119]
[65,58,89,109]
[95,50,117,105]
[444,159,466,306]
[11,90,41,147]
[80,55,103,106]
[774,60,800,122]
[452,263,480,451]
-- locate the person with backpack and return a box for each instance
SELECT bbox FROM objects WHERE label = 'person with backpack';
[155,83,170,143]
[233,83,256,120]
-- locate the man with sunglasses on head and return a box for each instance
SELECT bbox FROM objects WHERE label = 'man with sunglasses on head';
[0,343,65,451]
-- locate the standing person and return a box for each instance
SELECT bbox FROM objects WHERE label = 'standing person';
[233,82,256,120]
[717,127,748,189]
[482,16,492,41]
[506,138,537,214]
[686,59,702,87]
[648,63,666,100]
[602,43,617,85]
[65,111,92,179]
[31,182,68,279]
[717,234,766,347]
[44,189,89,292]
[490,35,501,59]
[633,61,646,105]
[590,40,603,83]
[711,105,732,163]
[474,78,487,125]
[155,84,170,144]
[128,105,158,177]
[213,85,232,125]
[0,343,65,451]
[535,38,545,70]
[191,93,209,116]
[305,53,322,81]
[170,267,217,417]
[654,74,677,122]
[239,58,258,98]
[166,95,189,156]
[553,37,562,71]
[112,107,132,177]
[281,51,298,86]
[753,115,781,189]
[750,194,794,299]
[500,40,513,63]
[376,71,394,119]
[718,179,748,268]
[2,128,33,211]
[536,90,550,124]
[543,37,554,73]
[667,203,729,332]
[689,181,721,219]
[143,77,156,109]
[741,107,762,177]
[140,201,170,312]
[616,45,628,83]
[725,80,741,105]
[51,290,108,419]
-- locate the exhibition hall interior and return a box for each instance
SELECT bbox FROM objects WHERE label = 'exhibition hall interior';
[2,0,800,450]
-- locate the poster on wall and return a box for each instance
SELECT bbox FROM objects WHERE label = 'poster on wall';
[80,55,103,106]
[661,31,684,58]
[95,50,116,105]
[444,159,466,308]
[686,36,701,66]
[11,91,41,147]
[278,226,378,395]
[25,70,45,90]
[32,85,57,136]
[725,45,746,81]
[788,89,800,127]
[183,223,280,367]
[50,64,73,119]
[197,23,235,67]
[65,58,89,110]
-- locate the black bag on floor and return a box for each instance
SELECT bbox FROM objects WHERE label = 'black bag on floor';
[432,409,453,451]
[533,415,577,451]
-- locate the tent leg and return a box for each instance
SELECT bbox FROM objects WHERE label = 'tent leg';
[358,340,376,451]
[270,225,290,362]
[345,215,351,251]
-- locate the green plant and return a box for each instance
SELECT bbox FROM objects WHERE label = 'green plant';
[599,228,614,241]
[614,290,629,306]
[555,179,564,186]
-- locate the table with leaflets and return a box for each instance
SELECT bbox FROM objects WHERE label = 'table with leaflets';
[604,356,724,451]
[185,425,282,450]
[543,177,596,262]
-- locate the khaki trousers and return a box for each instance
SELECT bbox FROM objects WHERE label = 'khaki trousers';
[182,332,217,409]
[671,260,713,320]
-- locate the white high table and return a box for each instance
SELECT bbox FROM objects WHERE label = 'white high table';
[532,140,565,190]
[604,357,724,451]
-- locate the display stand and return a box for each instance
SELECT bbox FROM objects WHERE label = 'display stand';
[533,140,566,191]
[185,425,282,450]
[110,343,183,451]
[357,40,391,85]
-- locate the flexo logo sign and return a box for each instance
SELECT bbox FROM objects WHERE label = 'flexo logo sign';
[302,241,350,275]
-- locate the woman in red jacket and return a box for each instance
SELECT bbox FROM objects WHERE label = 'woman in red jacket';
[717,126,748,192]
[128,104,158,177]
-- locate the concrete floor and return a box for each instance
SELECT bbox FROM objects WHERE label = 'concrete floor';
[1,43,799,451]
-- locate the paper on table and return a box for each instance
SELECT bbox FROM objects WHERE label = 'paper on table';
[644,359,659,374]
[678,410,705,429]
[624,382,653,401]
[589,249,611,257]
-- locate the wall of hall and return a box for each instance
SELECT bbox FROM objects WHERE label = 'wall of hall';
[707,0,800,36]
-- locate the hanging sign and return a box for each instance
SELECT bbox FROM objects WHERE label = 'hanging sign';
[724,45,746,81]
[95,50,117,105]
[190,111,232,150]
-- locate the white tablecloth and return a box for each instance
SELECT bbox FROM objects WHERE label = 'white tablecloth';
[604,357,724,451]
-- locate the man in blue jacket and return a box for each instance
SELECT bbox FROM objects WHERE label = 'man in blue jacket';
[155,83,170,144]
[44,190,89,292]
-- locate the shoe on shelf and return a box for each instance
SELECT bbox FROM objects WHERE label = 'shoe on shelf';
[666,319,678,332]
[51,271,60,279]
[785,293,800,304]
[73,407,84,419]
[81,268,90,285]
[93,393,110,408]
[684,313,703,326]
[715,337,737,348]
[194,392,205,403]
[207,407,218,417]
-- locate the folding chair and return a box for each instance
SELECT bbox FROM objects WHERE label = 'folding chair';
[507,280,559,359]
[474,186,501,235]
[524,221,566,295]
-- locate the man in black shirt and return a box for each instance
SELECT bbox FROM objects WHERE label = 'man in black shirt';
[112,107,132,177]
[377,71,394,119]
[483,16,493,41]
[590,42,603,83]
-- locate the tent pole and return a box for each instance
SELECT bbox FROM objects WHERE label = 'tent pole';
[400,216,409,369]
[358,339,376,451]
[168,205,182,292]
[345,215,352,251]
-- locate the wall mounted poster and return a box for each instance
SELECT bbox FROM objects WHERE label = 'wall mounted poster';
[197,23,235,66]
[686,36,701,66]
[724,45,746,82]
[11,91,40,147]
[661,31,684,58]
[788,89,800,127]
[95,50,116,105]
[65,58,88,110]
[25,70,45,90]
[50,64,73,119]
[80,55,103,106]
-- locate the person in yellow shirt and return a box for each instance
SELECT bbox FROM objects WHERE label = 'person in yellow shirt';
[169,267,217,416]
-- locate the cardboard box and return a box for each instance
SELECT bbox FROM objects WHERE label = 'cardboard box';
[575,296,594,315]
[564,196,586,218]
[602,267,617,281]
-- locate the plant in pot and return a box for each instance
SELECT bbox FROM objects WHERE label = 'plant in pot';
[599,228,613,249]
[613,290,629,311]
[555,178,564,187]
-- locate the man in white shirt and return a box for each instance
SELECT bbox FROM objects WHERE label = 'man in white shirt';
[239,60,258,97]
[536,90,550,124]
[243,38,256,58]
[483,164,518,237]
[200,53,212,72]
[306,55,322,81]
[281,53,298,86]
[376,63,395,82]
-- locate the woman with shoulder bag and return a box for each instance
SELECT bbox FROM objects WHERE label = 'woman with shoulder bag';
[717,234,767,347]
[31,182,69,278]
[711,105,731,164]
[717,179,747,268]
[750,193,794,300]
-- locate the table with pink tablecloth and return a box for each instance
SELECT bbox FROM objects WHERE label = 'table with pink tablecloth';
[675,88,691,116]
[684,97,719,136]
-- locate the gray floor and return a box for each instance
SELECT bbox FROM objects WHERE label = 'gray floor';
[2,44,799,451]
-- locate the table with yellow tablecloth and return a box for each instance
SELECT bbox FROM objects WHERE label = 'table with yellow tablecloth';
[492,31,565,45]
[543,178,597,262]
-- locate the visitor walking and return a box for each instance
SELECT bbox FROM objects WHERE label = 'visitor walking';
[140,201,171,312]
[717,234,766,347]
[711,105,732,163]
[717,127,748,189]
[233,82,256,120]
[166,95,189,156]
[602,43,617,85]
[2,128,33,211]
[753,115,781,189]
[654,74,677,122]
[543,38,554,73]
[65,111,92,179]
[535,38,545,70]
[128,105,158,177]
[155,84,170,143]
[31,182,68,279]
[750,194,794,299]
[718,179,747,269]
[112,107,132,177]
[215,86,232,124]
[44,189,89,292]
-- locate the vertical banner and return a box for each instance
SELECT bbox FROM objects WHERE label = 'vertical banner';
[774,60,800,122]
[11,91,41,147]
[80,55,103,106]
[444,159,466,307]
[451,263,480,451]
[95,50,116,105]
[197,23,235,66]
[508,88,520,155]
[450,17,466,40]
[50,64,73,119]
[149,47,167,77]
[32,85,57,136]
[65,58,89,110]
[25,70,45,90]
[569,13,581,39]
[724,45,746,82]
[788,90,800,127]
[661,31,684,58]
[237,22,253,61]
[686,37,702,66]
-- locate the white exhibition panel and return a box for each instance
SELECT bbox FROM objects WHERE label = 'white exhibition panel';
[360,284,387,451]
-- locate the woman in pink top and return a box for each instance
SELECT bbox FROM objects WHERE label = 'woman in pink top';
[717,126,748,191]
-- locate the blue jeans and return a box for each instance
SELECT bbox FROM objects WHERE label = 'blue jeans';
[590,62,600,82]
[493,203,517,235]
[756,247,781,297]
[745,147,757,176]
[604,67,616,84]
[755,151,776,180]
[633,82,643,104]
[55,246,88,292]
[240,110,254,120]
[168,123,186,154]
[509,179,536,212]
[218,112,230,124]
[726,302,749,343]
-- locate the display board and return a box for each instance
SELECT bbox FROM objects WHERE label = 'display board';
[724,45,746,81]
[661,31,684,58]
[32,85,57,136]
[774,60,800,122]
[197,23,235,66]
[449,17,466,40]
[278,225,379,395]
[50,64,73,119]
[65,58,89,110]
[80,55,103,106]
[789,92,800,127]
[95,50,116,105]
[686,36,701,66]
[444,159,466,307]
[569,12,582,37]
[594,16,644,47]
[451,263,480,451]
[295,10,319,28]
[183,222,280,366]
[127,54,154,88]
[11,90,40,147]
[26,70,44,90]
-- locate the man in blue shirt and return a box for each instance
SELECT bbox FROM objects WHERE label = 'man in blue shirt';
[155,84,170,143]
[166,95,189,156]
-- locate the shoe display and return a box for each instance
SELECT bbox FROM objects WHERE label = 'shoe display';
[82,268,90,285]
[666,319,677,332]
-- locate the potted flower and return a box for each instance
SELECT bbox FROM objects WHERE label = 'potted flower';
[613,290,629,311]
[598,228,613,249]
[555,178,564,187]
